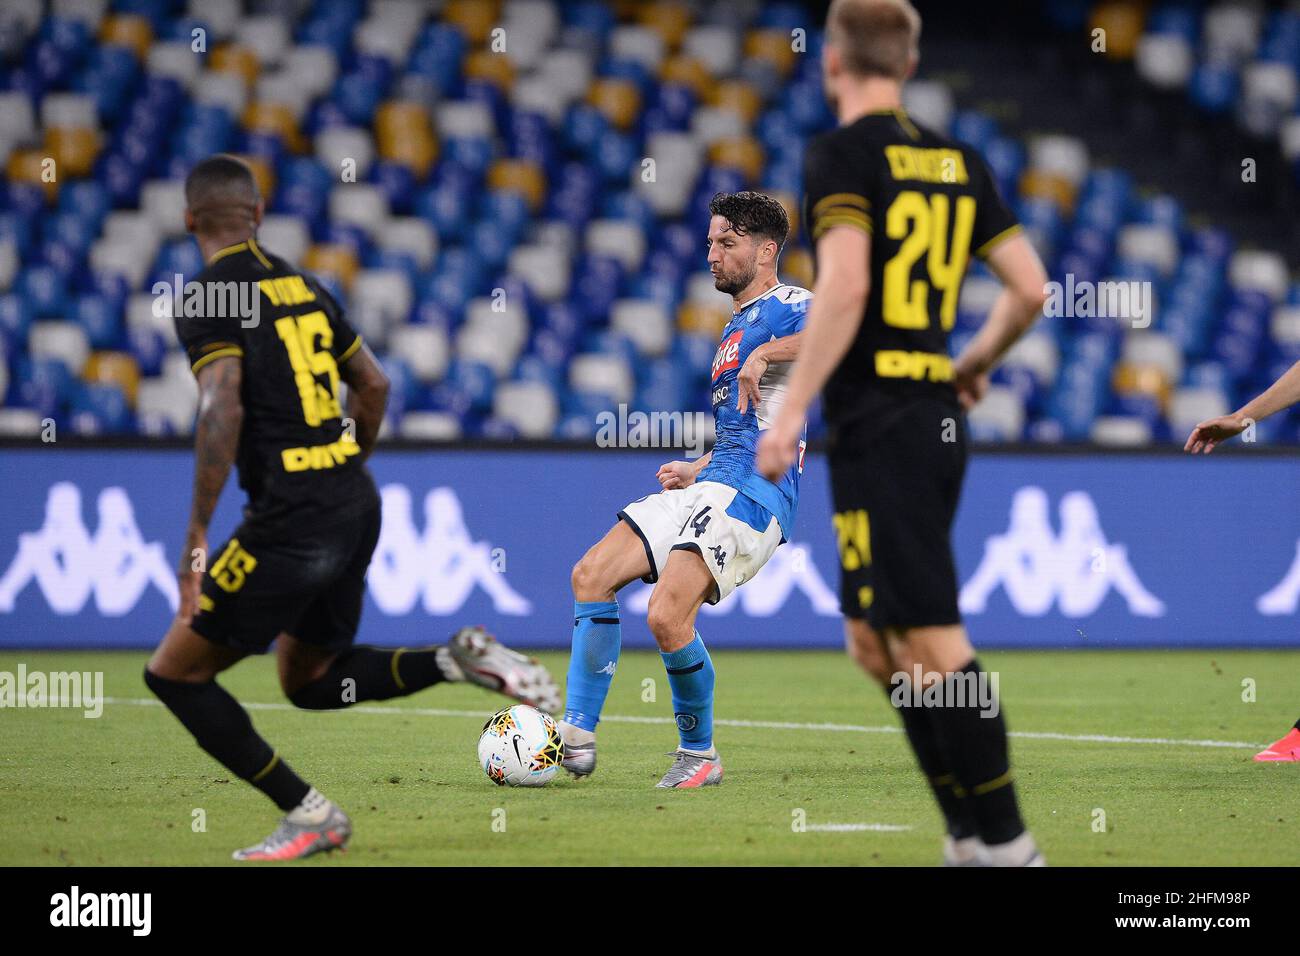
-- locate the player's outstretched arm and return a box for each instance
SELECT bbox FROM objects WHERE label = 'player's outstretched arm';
[1185,359,1300,453]
[181,354,243,620]
[952,233,1048,408]
[339,342,390,461]
[756,228,870,479]
[737,332,803,414]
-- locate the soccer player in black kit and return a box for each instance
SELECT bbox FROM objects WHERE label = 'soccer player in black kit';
[759,0,1050,865]
[145,155,558,861]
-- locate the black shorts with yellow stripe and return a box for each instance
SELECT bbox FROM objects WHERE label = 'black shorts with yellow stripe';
[827,398,967,630]
[191,499,381,654]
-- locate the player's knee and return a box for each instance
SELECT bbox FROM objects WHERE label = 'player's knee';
[844,619,892,685]
[570,554,607,601]
[645,591,683,644]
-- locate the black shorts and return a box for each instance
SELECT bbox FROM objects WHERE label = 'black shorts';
[827,400,967,631]
[191,501,382,654]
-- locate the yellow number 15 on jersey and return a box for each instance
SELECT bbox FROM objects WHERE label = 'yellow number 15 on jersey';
[275,311,341,426]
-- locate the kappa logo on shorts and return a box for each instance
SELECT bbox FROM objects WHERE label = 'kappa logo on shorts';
[709,544,727,571]
[711,330,744,382]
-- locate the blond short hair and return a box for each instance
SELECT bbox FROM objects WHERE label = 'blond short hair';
[826,0,922,81]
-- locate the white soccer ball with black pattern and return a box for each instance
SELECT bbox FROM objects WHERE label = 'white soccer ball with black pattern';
[477,705,565,787]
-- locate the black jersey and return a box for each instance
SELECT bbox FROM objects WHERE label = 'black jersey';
[802,108,1021,433]
[175,237,377,531]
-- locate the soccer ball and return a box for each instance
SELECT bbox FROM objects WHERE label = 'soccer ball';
[477,704,565,787]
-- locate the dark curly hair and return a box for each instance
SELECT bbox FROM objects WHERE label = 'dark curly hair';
[708,191,790,252]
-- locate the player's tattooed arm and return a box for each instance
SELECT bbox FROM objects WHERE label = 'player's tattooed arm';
[737,332,803,414]
[339,341,390,461]
[179,355,243,617]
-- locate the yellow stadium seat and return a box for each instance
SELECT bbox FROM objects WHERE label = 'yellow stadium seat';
[745,29,797,78]
[1089,1,1145,60]
[781,248,815,290]
[1112,362,1171,409]
[766,190,799,241]
[444,0,502,45]
[709,137,765,182]
[233,154,275,203]
[636,2,692,49]
[677,302,730,337]
[210,44,260,86]
[376,102,439,179]
[588,78,641,131]
[44,127,100,179]
[488,159,547,213]
[659,56,711,97]
[99,14,153,60]
[303,244,360,291]
[1019,169,1077,212]
[84,352,141,406]
[242,103,305,154]
[464,50,515,93]
[709,80,762,125]
[6,149,57,202]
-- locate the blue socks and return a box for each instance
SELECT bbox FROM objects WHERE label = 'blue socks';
[563,600,621,732]
[661,632,715,752]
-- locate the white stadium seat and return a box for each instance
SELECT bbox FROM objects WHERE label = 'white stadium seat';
[1136,33,1194,90]
[328,183,391,235]
[494,380,560,438]
[0,408,45,436]
[901,80,954,134]
[28,321,91,375]
[256,215,311,267]
[608,25,665,72]
[191,70,248,119]
[569,352,633,404]
[1090,416,1153,447]
[399,411,462,440]
[387,324,450,383]
[378,217,439,271]
[1169,387,1230,437]
[682,25,740,76]
[315,127,376,182]
[586,219,646,273]
[508,244,571,301]
[966,385,1025,441]
[611,299,672,357]
[1122,331,1183,383]
[139,180,188,238]
[236,14,291,67]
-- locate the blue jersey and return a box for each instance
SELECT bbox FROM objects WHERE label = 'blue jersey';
[697,282,811,540]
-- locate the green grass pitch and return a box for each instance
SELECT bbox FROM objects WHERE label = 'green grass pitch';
[1,649,1297,866]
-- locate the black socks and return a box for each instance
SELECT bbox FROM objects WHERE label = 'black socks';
[921,659,1026,846]
[144,668,309,811]
[287,645,447,711]
[892,689,979,840]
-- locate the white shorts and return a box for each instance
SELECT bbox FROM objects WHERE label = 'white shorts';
[618,480,784,604]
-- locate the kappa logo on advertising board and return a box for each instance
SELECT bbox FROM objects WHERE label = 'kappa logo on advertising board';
[367,485,532,616]
[0,483,178,615]
[959,487,1166,618]
[0,483,530,619]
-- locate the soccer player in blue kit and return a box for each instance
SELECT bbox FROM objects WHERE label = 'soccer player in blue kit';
[557,191,810,787]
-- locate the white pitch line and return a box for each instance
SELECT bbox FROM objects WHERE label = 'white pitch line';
[99,697,1266,750]
[806,823,913,833]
